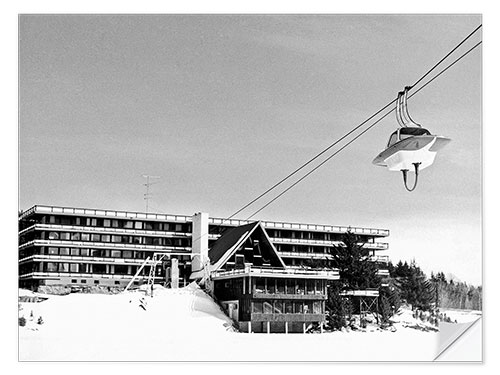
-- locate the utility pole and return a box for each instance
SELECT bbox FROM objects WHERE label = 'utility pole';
[142,175,160,213]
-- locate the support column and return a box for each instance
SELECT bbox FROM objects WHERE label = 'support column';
[285,321,288,334]
[248,322,252,333]
[267,321,270,334]
[191,212,209,277]
[171,258,179,289]
[303,322,306,334]
[320,322,324,334]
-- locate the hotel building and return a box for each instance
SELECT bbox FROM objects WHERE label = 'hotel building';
[19,205,390,332]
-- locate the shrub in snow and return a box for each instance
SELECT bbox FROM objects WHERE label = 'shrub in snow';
[19,316,26,327]
[37,316,44,325]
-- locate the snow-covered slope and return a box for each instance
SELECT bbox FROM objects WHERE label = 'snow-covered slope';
[18,284,478,361]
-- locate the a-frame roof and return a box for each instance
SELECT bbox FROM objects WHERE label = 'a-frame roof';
[209,221,286,271]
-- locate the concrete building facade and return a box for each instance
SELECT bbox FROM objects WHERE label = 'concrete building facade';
[18,205,390,292]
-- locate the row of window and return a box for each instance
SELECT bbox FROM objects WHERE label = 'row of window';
[22,246,192,261]
[43,231,191,247]
[38,214,192,232]
[254,278,325,295]
[19,260,190,278]
[252,300,323,314]
[216,277,326,296]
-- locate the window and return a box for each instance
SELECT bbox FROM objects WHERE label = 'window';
[255,278,265,293]
[48,247,58,255]
[253,301,263,313]
[273,301,284,314]
[111,250,121,258]
[134,221,143,230]
[59,247,70,255]
[103,219,111,227]
[80,248,90,256]
[60,232,70,240]
[122,250,133,258]
[114,265,128,275]
[144,222,153,230]
[114,281,120,285]
[79,263,88,273]
[263,301,273,314]
[111,235,122,243]
[81,233,90,241]
[48,215,56,224]
[58,263,69,272]
[124,221,134,229]
[144,237,153,245]
[81,279,87,284]
[112,220,119,228]
[70,232,81,241]
[90,218,97,226]
[313,301,322,314]
[70,263,79,273]
[46,262,58,272]
[268,279,276,294]
[296,280,305,295]
[90,249,101,257]
[132,237,142,244]
[277,279,285,294]
[71,279,77,283]
[306,280,315,295]
[304,301,313,314]
[285,301,293,314]
[175,224,183,232]
[294,301,303,314]
[101,234,111,243]
[94,280,100,285]
[93,264,106,274]
[90,234,100,242]
[48,232,59,240]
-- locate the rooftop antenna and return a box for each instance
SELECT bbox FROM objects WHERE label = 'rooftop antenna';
[142,175,160,213]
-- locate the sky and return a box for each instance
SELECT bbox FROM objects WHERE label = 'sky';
[18,14,482,285]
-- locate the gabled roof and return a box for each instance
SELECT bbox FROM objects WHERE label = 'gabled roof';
[209,221,286,271]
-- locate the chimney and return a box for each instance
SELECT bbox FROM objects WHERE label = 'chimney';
[191,212,209,274]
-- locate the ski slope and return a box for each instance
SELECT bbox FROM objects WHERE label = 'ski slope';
[18,284,478,361]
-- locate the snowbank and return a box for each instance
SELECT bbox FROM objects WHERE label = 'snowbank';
[18,285,480,361]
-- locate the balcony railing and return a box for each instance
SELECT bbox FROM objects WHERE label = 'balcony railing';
[20,223,191,238]
[270,237,388,250]
[211,265,339,280]
[277,251,334,259]
[22,205,191,223]
[19,239,191,252]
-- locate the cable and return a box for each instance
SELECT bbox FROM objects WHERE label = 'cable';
[222,24,482,224]
[245,41,482,220]
[411,24,482,89]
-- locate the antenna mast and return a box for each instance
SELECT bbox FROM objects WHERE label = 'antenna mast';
[142,175,160,213]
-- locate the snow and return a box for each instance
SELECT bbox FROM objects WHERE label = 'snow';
[18,284,480,361]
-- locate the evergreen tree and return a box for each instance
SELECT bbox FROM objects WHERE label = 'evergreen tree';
[325,231,381,329]
[330,231,380,290]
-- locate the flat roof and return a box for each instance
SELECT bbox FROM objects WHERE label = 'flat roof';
[20,204,389,237]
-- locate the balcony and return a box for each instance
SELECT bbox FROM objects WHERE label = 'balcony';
[278,251,333,260]
[18,239,191,253]
[252,292,326,300]
[211,265,340,280]
[251,313,325,322]
[270,237,388,250]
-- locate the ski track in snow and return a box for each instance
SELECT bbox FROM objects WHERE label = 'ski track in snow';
[18,285,480,361]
